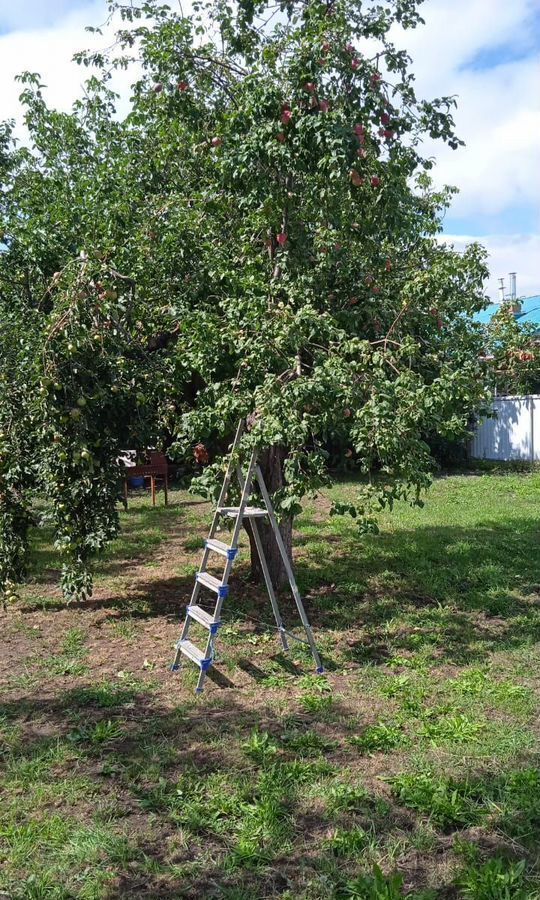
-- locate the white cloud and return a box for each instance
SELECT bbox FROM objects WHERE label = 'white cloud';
[420,58,540,218]
[442,233,540,300]
[391,0,540,219]
[0,1,129,133]
[0,0,90,31]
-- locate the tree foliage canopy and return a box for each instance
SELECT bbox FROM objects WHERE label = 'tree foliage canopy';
[1,0,490,602]
[483,306,540,396]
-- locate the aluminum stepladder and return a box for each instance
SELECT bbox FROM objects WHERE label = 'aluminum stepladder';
[171,419,323,692]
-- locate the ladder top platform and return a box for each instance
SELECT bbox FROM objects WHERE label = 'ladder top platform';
[218,505,268,518]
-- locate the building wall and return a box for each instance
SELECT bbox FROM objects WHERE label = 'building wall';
[470,395,540,461]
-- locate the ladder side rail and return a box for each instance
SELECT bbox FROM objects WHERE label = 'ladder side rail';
[193,447,258,693]
[255,464,323,673]
[197,419,246,581]
[172,607,194,669]
[235,465,288,652]
[206,418,245,543]
[174,420,246,675]
[218,449,258,590]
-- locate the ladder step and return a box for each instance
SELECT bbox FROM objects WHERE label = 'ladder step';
[187,604,221,634]
[205,538,238,560]
[196,572,229,598]
[175,638,213,671]
[218,506,268,518]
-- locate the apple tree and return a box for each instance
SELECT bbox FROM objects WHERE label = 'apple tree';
[0,0,490,602]
[484,305,540,396]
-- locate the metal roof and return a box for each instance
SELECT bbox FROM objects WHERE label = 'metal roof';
[474,295,540,330]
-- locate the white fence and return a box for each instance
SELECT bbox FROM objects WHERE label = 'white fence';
[470,394,540,461]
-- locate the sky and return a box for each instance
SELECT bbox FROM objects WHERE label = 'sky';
[0,0,539,301]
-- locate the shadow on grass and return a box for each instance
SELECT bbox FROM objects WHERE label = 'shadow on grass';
[1,679,539,899]
[21,503,540,668]
[293,516,540,665]
[25,495,210,586]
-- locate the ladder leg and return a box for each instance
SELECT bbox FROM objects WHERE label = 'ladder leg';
[236,467,288,652]
[195,633,214,693]
[252,522,289,652]
[195,668,207,693]
[171,605,192,670]
[255,465,323,673]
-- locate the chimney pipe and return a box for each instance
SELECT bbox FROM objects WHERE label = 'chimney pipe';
[507,273,521,314]
[498,278,505,303]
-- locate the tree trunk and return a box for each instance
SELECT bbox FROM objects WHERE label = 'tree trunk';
[246,444,292,589]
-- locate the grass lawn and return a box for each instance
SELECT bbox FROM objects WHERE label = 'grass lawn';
[1,470,540,899]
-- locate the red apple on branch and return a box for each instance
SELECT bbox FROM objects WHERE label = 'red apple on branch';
[276,232,288,245]
[193,443,209,464]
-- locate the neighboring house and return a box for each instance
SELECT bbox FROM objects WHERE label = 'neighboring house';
[470,274,540,461]
[474,294,540,334]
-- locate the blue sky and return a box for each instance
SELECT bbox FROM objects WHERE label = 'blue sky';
[0,0,91,32]
[0,0,538,300]
[391,0,540,299]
